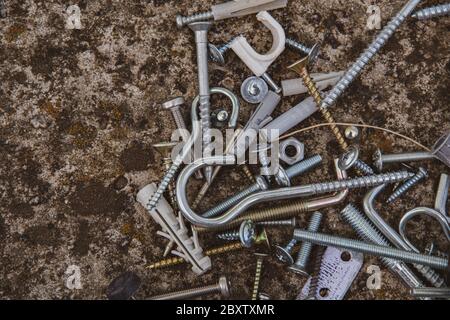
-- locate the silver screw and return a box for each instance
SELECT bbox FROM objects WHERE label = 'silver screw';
[321,0,422,109]
[274,238,298,264]
[203,155,322,218]
[274,154,323,187]
[387,167,428,203]
[217,220,257,248]
[293,229,449,271]
[341,203,445,289]
[412,3,450,20]
[288,211,323,276]
[188,22,214,184]
[176,11,214,28]
[285,37,313,55]
[150,276,231,300]
[256,217,296,227]
[373,148,434,171]
[338,146,374,175]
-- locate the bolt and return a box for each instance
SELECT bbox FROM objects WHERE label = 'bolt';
[341,203,446,289]
[344,126,359,140]
[274,239,298,264]
[288,44,373,175]
[256,217,296,228]
[188,21,214,184]
[412,3,450,20]
[387,167,428,203]
[251,253,268,300]
[217,220,257,248]
[150,276,231,300]
[320,0,422,110]
[176,11,214,28]
[293,230,449,271]
[285,37,313,55]
[147,229,270,270]
[288,211,323,276]
[373,149,434,172]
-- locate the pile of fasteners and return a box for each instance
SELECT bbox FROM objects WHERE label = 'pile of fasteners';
[107,0,450,300]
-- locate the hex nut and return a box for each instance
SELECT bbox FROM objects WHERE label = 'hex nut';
[279,138,305,165]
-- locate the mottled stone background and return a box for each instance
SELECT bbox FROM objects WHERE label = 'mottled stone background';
[0,0,449,300]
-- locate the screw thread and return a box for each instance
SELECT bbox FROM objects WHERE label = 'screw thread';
[162,158,178,209]
[286,155,323,178]
[294,212,323,268]
[353,159,375,175]
[241,164,255,182]
[147,158,183,211]
[251,259,263,300]
[293,229,448,270]
[147,242,244,269]
[321,0,421,109]
[202,182,262,218]
[412,3,450,20]
[176,11,214,27]
[286,38,312,55]
[257,218,295,227]
[387,168,427,203]
[284,239,298,253]
[310,171,413,195]
[151,283,220,300]
[341,204,445,288]
[217,230,240,241]
[171,109,188,132]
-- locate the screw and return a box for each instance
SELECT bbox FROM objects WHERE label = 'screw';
[410,287,450,299]
[387,167,428,203]
[256,217,296,227]
[258,292,271,300]
[288,45,373,176]
[339,146,375,175]
[217,220,257,248]
[152,142,178,209]
[412,3,450,20]
[285,37,313,55]
[150,276,231,300]
[176,11,214,28]
[341,203,445,289]
[188,21,214,184]
[288,211,323,276]
[274,154,323,187]
[373,149,434,171]
[203,155,322,218]
[344,126,359,140]
[274,239,298,264]
[293,230,449,271]
[147,229,270,270]
[320,0,422,110]
[251,253,268,300]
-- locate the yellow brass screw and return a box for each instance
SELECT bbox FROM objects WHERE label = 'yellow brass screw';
[287,44,349,151]
[251,253,268,300]
[147,229,270,270]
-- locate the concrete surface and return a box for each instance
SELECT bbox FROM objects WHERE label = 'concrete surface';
[0,0,449,300]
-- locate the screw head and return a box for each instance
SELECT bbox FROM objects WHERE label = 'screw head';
[275,166,291,187]
[187,21,212,32]
[241,76,268,104]
[218,276,231,298]
[152,142,178,158]
[162,97,184,110]
[338,145,360,170]
[274,245,294,265]
[344,126,359,140]
[373,148,383,172]
[239,220,256,248]
[208,43,225,64]
[418,167,428,178]
[287,264,310,277]
[175,15,184,28]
